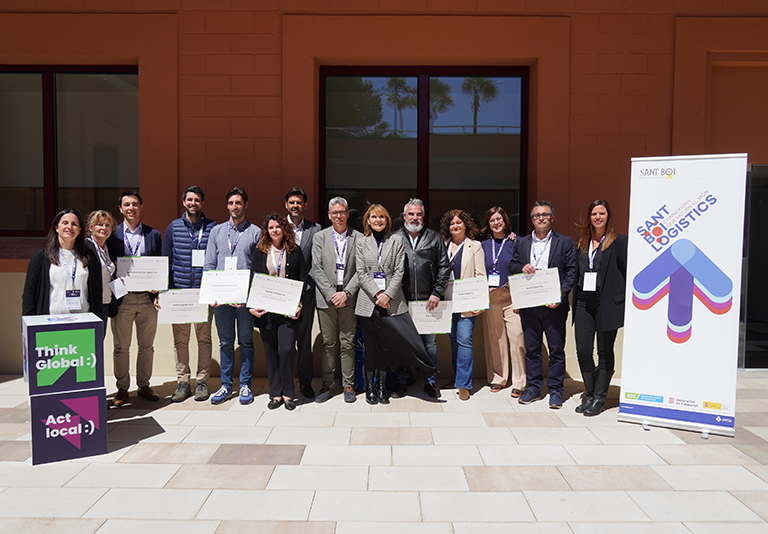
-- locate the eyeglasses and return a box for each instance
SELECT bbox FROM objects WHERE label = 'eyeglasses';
[330,211,348,217]
[532,213,552,219]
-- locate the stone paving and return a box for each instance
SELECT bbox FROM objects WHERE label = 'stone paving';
[1,371,767,533]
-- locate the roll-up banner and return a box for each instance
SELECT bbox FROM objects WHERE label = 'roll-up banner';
[619,154,747,437]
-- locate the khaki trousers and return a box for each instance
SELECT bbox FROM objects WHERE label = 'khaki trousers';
[483,288,526,390]
[172,307,213,383]
[317,305,357,390]
[112,292,158,390]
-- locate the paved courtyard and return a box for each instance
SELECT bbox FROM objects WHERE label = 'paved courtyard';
[1,370,768,533]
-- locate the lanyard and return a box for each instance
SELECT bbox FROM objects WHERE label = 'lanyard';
[124,224,143,256]
[490,237,508,269]
[88,237,115,277]
[448,239,465,267]
[59,250,77,289]
[227,222,244,256]
[188,224,204,249]
[333,229,347,266]
[376,239,384,271]
[588,235,605,270]
[271,246,286,277]
[531,232,552,270]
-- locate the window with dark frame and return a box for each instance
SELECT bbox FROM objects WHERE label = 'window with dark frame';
[0,66,138,236]
[320,66,528,234]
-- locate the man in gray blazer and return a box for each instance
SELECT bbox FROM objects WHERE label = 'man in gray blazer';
[312,197,362,403]
[286,187,322,398]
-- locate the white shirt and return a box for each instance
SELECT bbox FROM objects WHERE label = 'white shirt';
[290,218,305,246]
[530,230,552,271]
[49,249,90,314]
[123,222,145,256]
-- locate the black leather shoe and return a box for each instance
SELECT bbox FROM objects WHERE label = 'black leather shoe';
[423,381,440,399]
[284,398,297,411]
[268,398,284,410]
[390,383,408,399]
[300,385,315,399]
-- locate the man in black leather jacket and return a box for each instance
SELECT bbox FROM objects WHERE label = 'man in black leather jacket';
[393,198,451,398]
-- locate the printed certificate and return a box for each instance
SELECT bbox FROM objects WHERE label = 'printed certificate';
[450,276,490,314]
[409,301,452,334]
[246,273,304,316]
[508,267,562,309]
[116,257,168,292]
[158,289,209,324]
[198,270,250,304]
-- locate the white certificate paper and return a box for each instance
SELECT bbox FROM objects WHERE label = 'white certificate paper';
[199,270,250,304]
[158,289,209,324]
[246,273,304,316]
[450,276,490,314]
[409,301,452,334]
[508,267,562,309]
[116,257,169,292]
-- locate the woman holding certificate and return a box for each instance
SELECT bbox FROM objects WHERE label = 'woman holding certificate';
[479,207,526,397]
[572,199,627,417]
[85,210,119,329]
[249,213,308,411]
[440,209,486,401]
[23,209,103,318]
[355,204,436,405]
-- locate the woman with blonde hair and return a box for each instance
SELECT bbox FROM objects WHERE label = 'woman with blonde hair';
[86,210,119,329]
[355,204,435,404]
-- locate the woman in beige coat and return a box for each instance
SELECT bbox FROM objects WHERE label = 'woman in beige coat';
[440,209,486,400]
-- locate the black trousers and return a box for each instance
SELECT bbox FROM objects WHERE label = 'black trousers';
[261,314,297,398]
[295,296,315,387]
[519,304,568,395]
[574,293,617,374]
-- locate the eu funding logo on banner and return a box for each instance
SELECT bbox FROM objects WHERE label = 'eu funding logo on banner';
[632,239,732,343]
[31,328,102,395]
[29,388,107,465]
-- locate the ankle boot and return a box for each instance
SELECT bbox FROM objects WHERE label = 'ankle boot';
[365,371,377,405]
[376,370,390,405]
[575,369,596,414]
[584,369,613,417]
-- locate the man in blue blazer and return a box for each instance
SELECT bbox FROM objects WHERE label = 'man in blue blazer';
[510,201,576,409]
[107,190,163,407]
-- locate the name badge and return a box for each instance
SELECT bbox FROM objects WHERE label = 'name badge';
[224,256,238,271]
[109,278,128,299]
[583,272,597,292]
[192,249,205,267]
[374,272,386,290]
[65,290,82,312]
[488,269,500,288]
[336,263,345,285]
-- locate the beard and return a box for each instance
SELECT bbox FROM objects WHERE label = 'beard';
[404,219,423,234]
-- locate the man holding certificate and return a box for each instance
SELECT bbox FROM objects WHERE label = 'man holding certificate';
[107,191,163,406]
[203,187,261,405]
[162,185,217,403]
[510,201,575,409]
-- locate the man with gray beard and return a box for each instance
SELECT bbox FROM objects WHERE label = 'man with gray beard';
[393,198,451,398]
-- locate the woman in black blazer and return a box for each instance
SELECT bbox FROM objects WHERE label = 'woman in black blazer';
[249,213,308,411]
[23,209,103,319]
[572,199,627,416]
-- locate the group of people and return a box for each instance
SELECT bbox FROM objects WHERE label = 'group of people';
[22,186,627,416]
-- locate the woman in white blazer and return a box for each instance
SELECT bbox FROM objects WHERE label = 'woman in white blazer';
[440,209,486,401]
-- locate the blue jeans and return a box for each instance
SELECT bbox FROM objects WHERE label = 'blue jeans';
[450,315,476,390]
[394,334,437,385]
[213,305,254,390]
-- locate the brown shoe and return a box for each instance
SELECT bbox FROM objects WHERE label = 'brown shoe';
[113,388,129,407]
[137,385,159,401]
[458,388,470,401]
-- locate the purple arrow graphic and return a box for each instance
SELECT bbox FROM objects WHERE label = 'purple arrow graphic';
[632,239,732,343]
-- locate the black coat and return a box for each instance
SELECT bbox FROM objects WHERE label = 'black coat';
[249,247,310,328]
[22,247,103,318]
[572,233,628,332]
[86,239,120,318]
[510,231,577,311]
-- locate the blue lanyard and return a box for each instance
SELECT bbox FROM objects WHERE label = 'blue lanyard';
[333,230,347,266]
[124,224,143,256]
[491,237,508,269]
[59,250,77,289]
[227,222,244,256]
[271,246,286,277]
[588,235,605,270]
[531,232,551,270]
[188,224,204,249]
[376,239,384,271]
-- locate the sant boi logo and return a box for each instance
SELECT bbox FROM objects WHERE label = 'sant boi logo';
[632,239,732,343]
